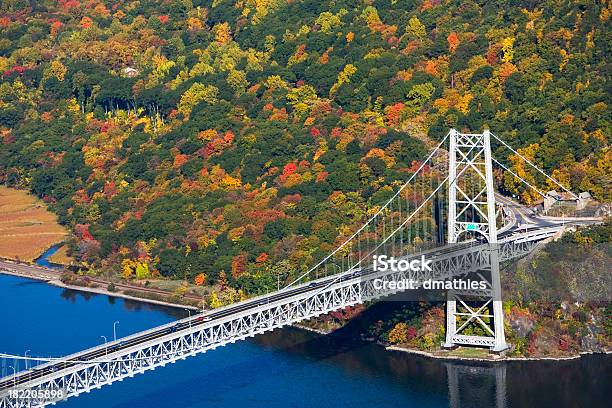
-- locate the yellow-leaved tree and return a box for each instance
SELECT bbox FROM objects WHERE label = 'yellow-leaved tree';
[209,291,223,308]
[406,16,426,39]
[330,64,357,96]
[178,83,219,118]
[388,322,408,344]
[287,85,319,119]
[503,143,542,205]
[501,37,515,63]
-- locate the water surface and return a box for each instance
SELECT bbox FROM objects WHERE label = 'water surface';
[33,244,63,269]
[1,274,610,408]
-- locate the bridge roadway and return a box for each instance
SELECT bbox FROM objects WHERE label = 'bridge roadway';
[0,262,369,390]
[1,240,483,391]
[0,216,570,393]
[1,196,599,403]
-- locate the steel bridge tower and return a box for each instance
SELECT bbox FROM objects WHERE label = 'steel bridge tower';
[443,129,508,351]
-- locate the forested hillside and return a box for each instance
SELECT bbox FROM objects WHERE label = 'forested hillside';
[0,0,610,300]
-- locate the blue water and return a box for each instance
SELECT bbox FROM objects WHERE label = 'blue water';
[0,275,447,407]
[34,244,64,269]
[1,274,610,407]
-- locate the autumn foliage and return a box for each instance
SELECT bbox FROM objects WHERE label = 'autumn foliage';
[0,0,607,310]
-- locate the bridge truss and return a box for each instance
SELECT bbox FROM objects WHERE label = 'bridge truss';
[0,128,582,407]
[0,235,555,407]
[445,129,506,350]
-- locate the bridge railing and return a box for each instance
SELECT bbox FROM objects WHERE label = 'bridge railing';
[1,232,551,407]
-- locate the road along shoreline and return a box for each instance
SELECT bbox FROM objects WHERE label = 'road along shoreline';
[0,260,200,311]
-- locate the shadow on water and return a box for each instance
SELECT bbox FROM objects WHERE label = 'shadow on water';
[59,288,96,303]
[254,328,449,394]
[11,279,47,288]
[109,327,450,408]
[445,362,506,408]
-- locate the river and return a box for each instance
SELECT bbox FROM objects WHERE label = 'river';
[1,273,610,407]
[33,245,64,270]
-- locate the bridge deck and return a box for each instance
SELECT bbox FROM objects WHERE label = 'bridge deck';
[0,225,566,403]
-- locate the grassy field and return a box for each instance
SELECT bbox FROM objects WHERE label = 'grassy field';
[47,244,74,265]
[0,186,70,262]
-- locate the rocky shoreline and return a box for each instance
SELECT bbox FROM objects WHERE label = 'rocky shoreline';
[385,345,611,362]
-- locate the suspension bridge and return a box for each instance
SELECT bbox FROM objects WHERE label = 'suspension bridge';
[0,129,601,407]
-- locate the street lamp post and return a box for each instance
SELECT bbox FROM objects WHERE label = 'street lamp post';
[24,350,30,371]
[100,336,108,356]
[264,286,270,305]
[8,365,16,387]
[330,262,342,282]
[185,308,192,329]
[113,321,120,342]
